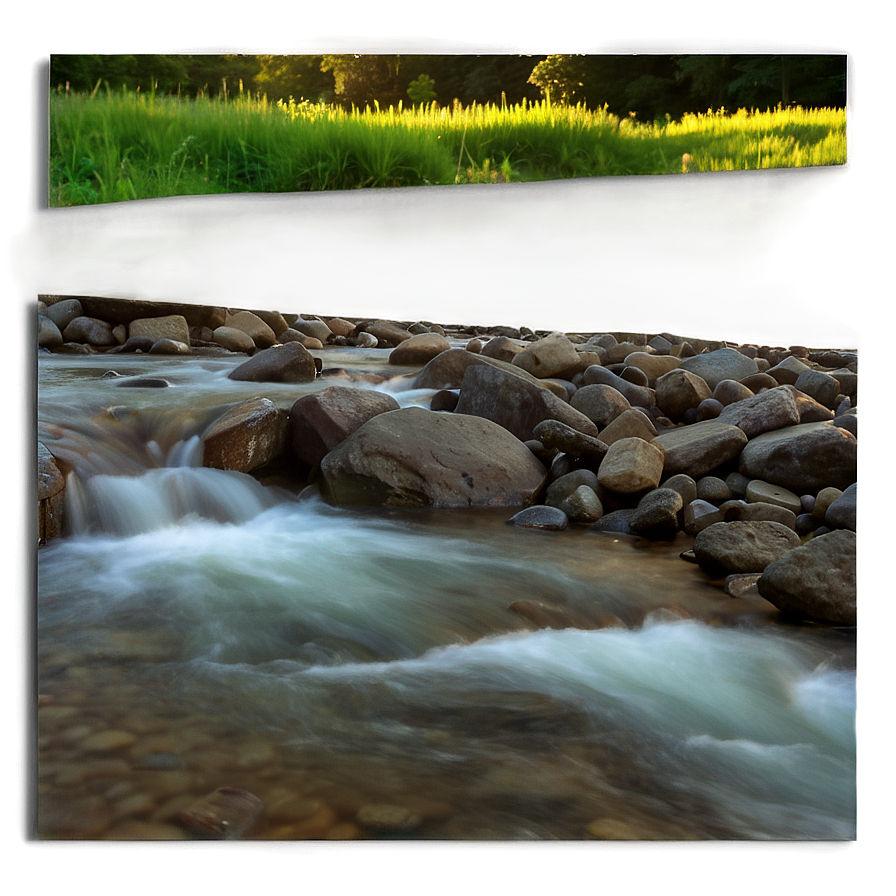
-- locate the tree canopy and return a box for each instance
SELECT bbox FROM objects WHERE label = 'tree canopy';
[50,54,847,115]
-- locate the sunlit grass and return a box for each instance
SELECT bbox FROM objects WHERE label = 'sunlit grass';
[48,87,847,206]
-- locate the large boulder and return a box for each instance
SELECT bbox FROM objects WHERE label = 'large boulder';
[652,420,749,480]
[679,348,759,390]
[655,368,713,422]
[597,438,665,494]
[738,422,857,492]
[289,386,400,468]
[622,352,680,385]
[319,407,547,508]
[581,366,655,409]
[454,364,599,442]
[692,520,801,574]
[45,298,83,331]
[212,326,256,353]
[388,333,452,366]
[129,314,191,346]
[355,320,412,347]
[413,348,540,391]
[597,408,658,446]
[480,336,524,363]
[225,311,278,349]
[290,317,333,343]
[569,384,631,427]
[794,369,842,410]
[511,332,582,379]
[62,316,116,346]
[201,397,288,474]
[716,385,801,438]
[758,530,856,625]
[227,342,317,383]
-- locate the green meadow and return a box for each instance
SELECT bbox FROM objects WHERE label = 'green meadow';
[49,88,847,206]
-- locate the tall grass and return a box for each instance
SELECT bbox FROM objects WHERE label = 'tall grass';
[49,87,847,206]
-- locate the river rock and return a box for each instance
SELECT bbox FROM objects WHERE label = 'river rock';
[38,316,64,348]
[225,310,278,349]
[212,326,256,353]
[455,364,599,442]
[507,505,569,530]
[545,469,599,507]
[683,499,725,536]
[290,317,333,343]
[355,804,423,835]
[738,422,856,492]
[603,341,645,365]
[280,330,324,349]
[679,348,759,389]
[466,338,483,354]
[532,419,608,463]
[622,352,680,385]
[652,420,749,480]
[355,320,412,347]
[177,787,264,840]
[414,348,537,391]
[581,366,655,409]
[620,366,649,387]
[481,336,524,363]
[511,332,584,380]
[662,473,698,506]
[62,316,116,346]
[246,309,288,336]
[289,386,400,468]
[655,368,713,422]
[629,488,683,539]
[744,480,802,514]
[558,485,604,523]
[696,398,724,421]
[757,530,856,625]
[712,379,754,406]
[716,385,801,438]
[228,342,317,383]
[202,397,288,473]
[692,520,801,574]
[569,384,631,427]
[767,355,811,385]
[38,442,65,544]
[320,407,547,508]
[129,314,191,346]
[739,372,780,393]
[46,298,83,330]
[597,408,658,446]
[783,385,834,423]
[695,476,731,503]
[597,437,665,494]
[351,331,378,348]
[825,483,856,531]
[794,369,842,410]
[720,500,797,529]
[389,332,452,366]
[149,338,191,355]
[323,317,354,337]
[832,413,857,437]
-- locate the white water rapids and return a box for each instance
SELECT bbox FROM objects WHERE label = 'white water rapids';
[36,350,856,841]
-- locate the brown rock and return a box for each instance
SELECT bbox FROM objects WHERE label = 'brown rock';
[570,383,631,427]
[289,386,400,468]
[597,408,658,446]
[320,407,548,508]
[202,397,288,473]
[225,310,278,349]
[511,332,582,379]
[652,420,749,480]
[622,352,680,385]
[129,314,191,346]
[212,326,255,353]
[716,385,801,438]
[655,368,713,422]
[692,520,801,574]
[597,437,665,494]
[228,342,317,383]
[389,332,452,366]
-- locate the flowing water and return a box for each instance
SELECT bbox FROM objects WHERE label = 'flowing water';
[35,349,856,841]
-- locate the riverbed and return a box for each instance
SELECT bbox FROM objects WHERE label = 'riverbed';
[35,349,856,841]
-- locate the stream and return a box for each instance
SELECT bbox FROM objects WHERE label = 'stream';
[35,348,856,841]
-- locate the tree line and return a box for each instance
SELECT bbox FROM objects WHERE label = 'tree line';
[50,54,847,119]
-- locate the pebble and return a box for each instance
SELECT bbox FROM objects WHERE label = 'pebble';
[78,730,137,752]
[355,803,423,835]
[177,787,265,840]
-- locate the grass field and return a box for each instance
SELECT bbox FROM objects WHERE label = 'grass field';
[49,87,847,206]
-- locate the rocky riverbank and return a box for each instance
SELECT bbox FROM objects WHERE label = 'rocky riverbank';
[37,295,857,629]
